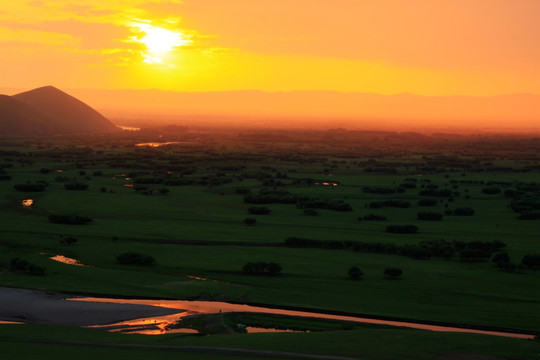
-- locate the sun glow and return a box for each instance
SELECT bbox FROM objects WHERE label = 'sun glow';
[129,22,192,64]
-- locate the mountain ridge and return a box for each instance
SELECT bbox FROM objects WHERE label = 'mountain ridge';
[0,86,118,136]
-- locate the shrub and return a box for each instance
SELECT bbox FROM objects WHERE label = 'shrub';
[9,258,45,275]
[64,182,89,190]
[383,268,402,279]
[517,211,540,220]
[386,225,418,234]
[48,214,92,225]
[243,218,257,226]
[417,212,444,220]
[362,214,387,221]
[522,254,540,270]
[116,252,156,266]
[248,206,271,215]
[482,187,501,195]
[348,266,363,280]
[242,261,281,276]
[14,184,46,192]
[459,249,491,262]
[492,252,510,264]
[417,199,438,206]
[453,207,475,216]
[303,208,318,216]
[60,237,78,245]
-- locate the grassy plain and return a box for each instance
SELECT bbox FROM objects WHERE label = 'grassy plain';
[0,130,539,358]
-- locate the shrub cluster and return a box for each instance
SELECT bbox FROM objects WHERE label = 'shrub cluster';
[64,182,89,190]
[417,212,444,220]
[14,184,46,192]
[48,214,92,225]
[9,258,45,275]
[248,206,271,215]
[368,200,411,209]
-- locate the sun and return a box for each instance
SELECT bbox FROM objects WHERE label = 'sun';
[129,22,192,64]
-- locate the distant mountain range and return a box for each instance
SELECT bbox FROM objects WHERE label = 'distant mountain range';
[0,86,118,136]
[59,89,540,132]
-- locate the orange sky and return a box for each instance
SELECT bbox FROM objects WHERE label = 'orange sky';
[1,0,540,96]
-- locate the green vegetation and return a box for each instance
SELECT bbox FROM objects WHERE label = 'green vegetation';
[1,129,540,359]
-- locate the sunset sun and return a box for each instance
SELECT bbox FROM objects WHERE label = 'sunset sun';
[129,22,192,64]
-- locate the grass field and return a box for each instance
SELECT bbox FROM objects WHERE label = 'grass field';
[1,132,539,359]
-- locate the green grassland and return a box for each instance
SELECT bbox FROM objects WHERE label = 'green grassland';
[1,133,539,359]
[1,323,539,360]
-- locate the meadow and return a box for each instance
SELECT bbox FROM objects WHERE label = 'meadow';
[0,129,539,359]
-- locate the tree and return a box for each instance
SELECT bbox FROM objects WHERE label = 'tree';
[383,267,402,279]
[348,266,363,280]
[267,262,282,276]
[522,254,540,270]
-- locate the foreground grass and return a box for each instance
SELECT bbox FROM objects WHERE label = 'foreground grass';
[0,323,538,360]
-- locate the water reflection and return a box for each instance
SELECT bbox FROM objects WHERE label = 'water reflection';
[118,126,141,131]
[87,312,199,335]
[21,199,33,208]
[314,182,339,187]
[136,142,181,147]
[67,297,534,339]
[49,255,87,267]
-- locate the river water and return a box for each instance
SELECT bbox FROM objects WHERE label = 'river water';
[67,297,535,339]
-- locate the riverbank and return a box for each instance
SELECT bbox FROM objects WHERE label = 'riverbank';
[0,287,183,326]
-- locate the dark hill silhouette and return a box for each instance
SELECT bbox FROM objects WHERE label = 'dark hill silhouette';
[9,86,117,135]
[0,95,57,136]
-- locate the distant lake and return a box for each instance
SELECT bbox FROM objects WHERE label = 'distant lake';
[118,125,140,131]
[135,142,196,147]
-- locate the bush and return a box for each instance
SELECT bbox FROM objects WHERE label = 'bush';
[348,266,363,280]
[64,182,89,190]
[482,187,501,195]
[362,214,387,221]
[14,184,46,192]
[383,268,402,279]
[48,214,92,225]
[517,211,540,220]
[9,258,45,275]
[492,252,510,264]
[522,254,540,270]
[60,237,78,245]
[242,261,282,276]
[116,252,156,266]
[417,212,444,220]
[243,218,257,226]
[386,225,418,234]
[303,208,318,216]
[453,207,475,216]
[459,249,491,262]
[248,206,271,215]
[417,199,438,206]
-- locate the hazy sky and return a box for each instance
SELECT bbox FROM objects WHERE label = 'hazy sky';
[1,0,540,95]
